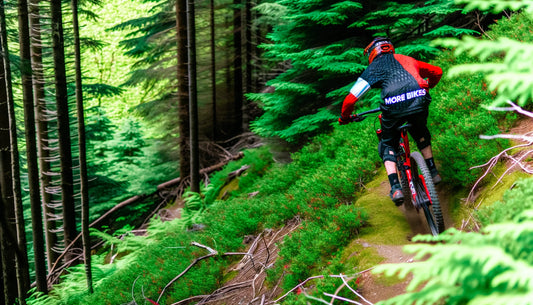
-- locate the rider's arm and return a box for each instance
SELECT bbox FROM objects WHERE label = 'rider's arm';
[418,61,442,89]
[340,77,371,119]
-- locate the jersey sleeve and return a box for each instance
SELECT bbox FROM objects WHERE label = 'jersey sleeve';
[340,77,371,119]
[417,61,442,89]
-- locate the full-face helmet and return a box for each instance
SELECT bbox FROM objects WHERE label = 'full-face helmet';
[363,37,395,64]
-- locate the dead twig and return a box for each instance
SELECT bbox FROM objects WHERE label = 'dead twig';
[157,242,218,304]
[465,102,533,204]
[268,275,325,304]
[156,241,262,304]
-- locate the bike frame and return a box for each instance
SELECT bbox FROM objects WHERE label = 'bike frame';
[377,113,432,206]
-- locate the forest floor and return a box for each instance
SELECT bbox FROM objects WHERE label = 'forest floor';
[352,114,533,304]
[164,115,533,304]
[350,174,455,304]
[185,168,458,305]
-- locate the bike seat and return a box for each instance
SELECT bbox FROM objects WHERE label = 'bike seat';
[397,123,412,131]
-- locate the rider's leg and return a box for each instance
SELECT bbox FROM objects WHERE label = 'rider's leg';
[384,160,399,187]
[379,120,404,205]
[409,111,441,184]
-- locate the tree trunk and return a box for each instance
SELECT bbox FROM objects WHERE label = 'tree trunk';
[243,0,253,130]
[18,0,48,293]
[0,27,17,305]
[233,0,243,135]
[176,0,190,180]
[50,0,78,263]
[210,0,217,141]
[0,1,30,302]
[29,0,58,271]
[244,0,252,95]
[187,0,200,193]
[71,0,93,293]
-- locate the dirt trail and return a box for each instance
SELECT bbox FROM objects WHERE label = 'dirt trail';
[354,176,453,304]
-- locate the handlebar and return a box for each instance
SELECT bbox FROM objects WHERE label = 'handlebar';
[351,108,381,122]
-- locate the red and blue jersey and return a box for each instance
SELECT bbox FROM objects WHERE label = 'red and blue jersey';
[341,53,442,118]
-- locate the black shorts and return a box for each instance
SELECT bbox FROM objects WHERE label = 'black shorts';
[379,109,431,162]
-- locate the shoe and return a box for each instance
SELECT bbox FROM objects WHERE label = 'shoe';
[390,185,404,206]
[430,168,442,185]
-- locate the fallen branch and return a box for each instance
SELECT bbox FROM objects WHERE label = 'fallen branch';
[47,152,245,286]
[268,275,325,304]
[465,102,533,204]
[156,241,254,304]
[157,152,244,190]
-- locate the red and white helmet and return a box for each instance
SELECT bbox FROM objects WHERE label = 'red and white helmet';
[363,37,395,64]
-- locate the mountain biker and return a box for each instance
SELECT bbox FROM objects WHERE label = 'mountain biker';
[338,37,443,206]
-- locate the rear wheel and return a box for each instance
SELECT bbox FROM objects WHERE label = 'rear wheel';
[398,167,414,211]
[410,152,445,235]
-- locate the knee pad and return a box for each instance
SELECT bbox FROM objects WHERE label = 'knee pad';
[379,141,397,163]
[415,134,431,151]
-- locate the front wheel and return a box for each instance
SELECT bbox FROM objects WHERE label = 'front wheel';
[410,151,445,235]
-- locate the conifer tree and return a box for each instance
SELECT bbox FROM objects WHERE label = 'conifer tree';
[0,1,31,302]
[249,0,469,144]
[176,0,191,180]
[0,10,18,302]
[188,0,200,193]
[29,0,60,271]
[71,0,93,293]
[50,0,78,263]
[18,0,48,294]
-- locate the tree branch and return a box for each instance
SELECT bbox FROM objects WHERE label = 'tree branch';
[156,241,254,304]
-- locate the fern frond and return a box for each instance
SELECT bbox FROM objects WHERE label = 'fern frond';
[436,34,533,106]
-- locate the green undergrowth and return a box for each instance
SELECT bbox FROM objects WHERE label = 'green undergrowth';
[373,177,533,305]
[28,117,383,305]
[27,13,532,305]
[352,168,412,245]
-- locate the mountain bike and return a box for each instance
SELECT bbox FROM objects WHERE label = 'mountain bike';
[350,108,445,236]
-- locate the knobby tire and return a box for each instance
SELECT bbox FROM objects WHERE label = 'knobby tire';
[398,168,414,211]
[410,151,445,235]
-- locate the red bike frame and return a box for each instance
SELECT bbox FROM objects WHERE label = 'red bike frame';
[377,114,432,206]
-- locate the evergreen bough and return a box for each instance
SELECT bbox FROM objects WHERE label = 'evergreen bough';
[374,2,533,304]
[374,179,533,305]
[251,0,465,144]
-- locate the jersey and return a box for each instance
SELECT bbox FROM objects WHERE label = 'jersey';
[341,53,442,119]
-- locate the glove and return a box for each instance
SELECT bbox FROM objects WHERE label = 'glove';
[350,114,361,122]
[338,116,351,125]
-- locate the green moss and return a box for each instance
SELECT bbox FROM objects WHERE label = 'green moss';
[216,177,241,200]
[340,240,384,271]
[470,164,530,209]
[353,168,412,245]
[444,185,470,228]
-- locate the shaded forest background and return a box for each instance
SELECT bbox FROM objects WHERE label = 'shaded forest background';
[1,0,533,304]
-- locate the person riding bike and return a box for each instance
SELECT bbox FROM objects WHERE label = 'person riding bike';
[338,37,443,206]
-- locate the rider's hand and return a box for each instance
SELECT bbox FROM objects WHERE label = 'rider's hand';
[338,116,351,125]
[350,114,360,122]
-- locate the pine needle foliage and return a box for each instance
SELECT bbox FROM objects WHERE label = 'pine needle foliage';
[373,3,533,304]
[250,0,469,144]
[457,0,533,14]
[435,9,533,107]
[374,178,533,305]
